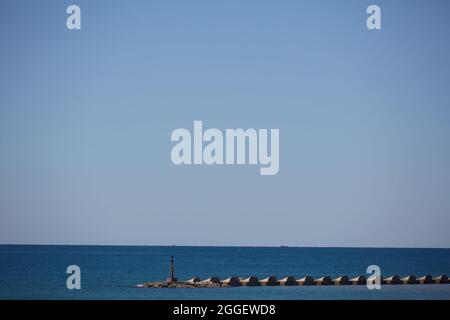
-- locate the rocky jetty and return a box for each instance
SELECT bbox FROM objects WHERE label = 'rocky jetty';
[140,256,450,289]
[139,281,222,288]
[137,273,450,288]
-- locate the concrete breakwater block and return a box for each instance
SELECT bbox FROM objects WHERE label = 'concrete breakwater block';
[350,275,367,285]
[333,276,351,285]
[418,275,433,284]
[222,276,242,286]
[200,277,221,284]
[433,274,449,284]
[401,275,419,284]
[297,276,315,286]
[260,276,280,286]
[241,276,260,286]
[279,276,297,286]
[314,276,332,285]
[383,275,401,285]
[186,277,201,284]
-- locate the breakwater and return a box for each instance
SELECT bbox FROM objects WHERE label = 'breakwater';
[138,274,449,288]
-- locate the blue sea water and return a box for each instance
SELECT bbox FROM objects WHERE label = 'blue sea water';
[0,245,449,300]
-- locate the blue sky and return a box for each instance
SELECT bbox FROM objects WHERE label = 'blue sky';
[1,0,450,247]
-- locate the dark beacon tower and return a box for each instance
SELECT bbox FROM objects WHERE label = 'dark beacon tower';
[167,255,178,283]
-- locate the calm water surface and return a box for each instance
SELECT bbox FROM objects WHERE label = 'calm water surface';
[0,245,449,299]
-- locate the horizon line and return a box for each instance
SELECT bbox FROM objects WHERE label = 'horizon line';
[1,243,449,250]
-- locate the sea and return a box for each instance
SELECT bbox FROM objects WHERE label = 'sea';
[0,245,449,300]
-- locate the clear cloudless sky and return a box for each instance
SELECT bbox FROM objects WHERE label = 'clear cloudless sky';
[0,0,449,247]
